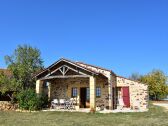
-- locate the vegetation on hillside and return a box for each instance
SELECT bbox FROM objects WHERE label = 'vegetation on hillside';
[5,44,44,90]
[129,70,168,100]
[0,45,45,110]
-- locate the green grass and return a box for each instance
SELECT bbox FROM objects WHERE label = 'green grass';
[0,104,168,126]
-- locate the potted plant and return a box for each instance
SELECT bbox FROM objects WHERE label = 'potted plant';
[90,107,96,113]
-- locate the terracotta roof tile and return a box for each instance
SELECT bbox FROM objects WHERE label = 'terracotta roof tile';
[0,68,12,77]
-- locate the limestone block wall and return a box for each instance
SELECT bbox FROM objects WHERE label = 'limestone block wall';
[50,78,89,105]
[36,80,43,94]
[95,77,109,109]
[116,76,148,110]
[49,77,109,108]
[111,74,117,109]
[0,101,18,111]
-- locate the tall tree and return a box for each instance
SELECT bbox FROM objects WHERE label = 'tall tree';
[140,70,168,100]
[129,72,142,81]
[5,45,44,90]
[0,71,13,94]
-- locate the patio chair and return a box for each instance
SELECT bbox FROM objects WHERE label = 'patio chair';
[132,101,140,110]
[51,99,59,109]
[65,98,75,110]
[59,99,66,109]
[70,98,76,109]
[118,98,125,110]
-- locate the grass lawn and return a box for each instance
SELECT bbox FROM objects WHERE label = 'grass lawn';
[0,104,168,126]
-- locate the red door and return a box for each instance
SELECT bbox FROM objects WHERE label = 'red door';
[122,87,130,107]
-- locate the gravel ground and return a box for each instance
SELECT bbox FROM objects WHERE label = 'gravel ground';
[153,102,168,111]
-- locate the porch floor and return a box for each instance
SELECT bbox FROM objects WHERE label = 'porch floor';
[42,108,148,113]
[42,108,90,113]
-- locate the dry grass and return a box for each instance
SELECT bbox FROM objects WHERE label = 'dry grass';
[0,104,168,126]
[152,100,168,104]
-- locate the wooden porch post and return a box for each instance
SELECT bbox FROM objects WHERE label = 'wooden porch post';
[36,80,43,94]
[48,82,51,100]
[89,76,96,109]
[108,74,113,110]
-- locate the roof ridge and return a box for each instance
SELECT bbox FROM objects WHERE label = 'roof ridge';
[76,61,116,75]
[60,58,100,74]
[35,58,100,78]
[0,68,9,70]
[0,68,12,77]
[116,75,144,84]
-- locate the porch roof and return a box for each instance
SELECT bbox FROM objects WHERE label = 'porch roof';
[35,58,109,80]
[40,75,91,80]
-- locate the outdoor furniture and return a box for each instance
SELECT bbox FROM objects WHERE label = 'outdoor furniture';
[132,101,140,110]
[118,98,125,110]
[70,98,77,109]
[51,99,59,109]
[51,98,76,110]
[64,98,75,110]
[59,99,66,109]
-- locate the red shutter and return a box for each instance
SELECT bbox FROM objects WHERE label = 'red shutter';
[122,87,130,107]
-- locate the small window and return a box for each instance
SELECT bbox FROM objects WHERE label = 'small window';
[43,81,49,88]
[96,87,101,97]
[86,87,90,101]
[72,87,77,97]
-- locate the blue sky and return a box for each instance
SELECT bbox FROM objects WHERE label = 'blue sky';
[0,0,168,77]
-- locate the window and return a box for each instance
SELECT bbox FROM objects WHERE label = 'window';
[72,87,77,97]
[96,87,101,97]
[86,87,90,101]
[43,81,49,88]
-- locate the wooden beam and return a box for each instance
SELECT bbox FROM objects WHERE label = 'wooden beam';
[40,75,91,80]
[64,67,69,75]
[35,58,98,79]
[45,65,87,77]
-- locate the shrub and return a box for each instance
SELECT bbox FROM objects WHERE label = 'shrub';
[16,89,48,111]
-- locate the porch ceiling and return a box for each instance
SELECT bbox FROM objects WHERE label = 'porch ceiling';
[40,75,91,80]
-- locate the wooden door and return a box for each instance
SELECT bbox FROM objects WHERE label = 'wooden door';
[122,87,130,107]
[80,88,86,108]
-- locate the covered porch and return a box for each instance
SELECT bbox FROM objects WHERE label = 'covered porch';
[36,75,97,110]
[35,58,113,111]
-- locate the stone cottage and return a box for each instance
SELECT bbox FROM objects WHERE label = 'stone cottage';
[35,58,148,111]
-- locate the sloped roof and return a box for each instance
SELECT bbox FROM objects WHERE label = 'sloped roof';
[76,61,116,76]
[35,58,100,78]
[48,58,99,74]
[0,69,12,77]
[35,58,116,79]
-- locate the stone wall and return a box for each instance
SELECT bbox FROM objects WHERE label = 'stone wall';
[49,76,109,109]
[76,62,114,109]
[116,76,148,110]
[95,76,109,109]
[76,62,112,78]
[0,101,17,111]
[111,74,117,109]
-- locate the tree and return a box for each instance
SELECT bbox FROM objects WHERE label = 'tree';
[5,45,43,90]
[140,70,168,100]
[16,89,48,111]
[129,72,142,81]
[0,71,12,94]
[0,71,19,102]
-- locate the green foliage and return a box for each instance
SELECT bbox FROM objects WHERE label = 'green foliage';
[5,44,43,90]
[140,70,168,100]
[16,89,48,111]
[0,71,18,94]
[129,72,142,81]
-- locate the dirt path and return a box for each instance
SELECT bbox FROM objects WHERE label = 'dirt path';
[153,102,168,111]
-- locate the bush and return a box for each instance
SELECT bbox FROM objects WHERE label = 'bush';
[16,89,48,111]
